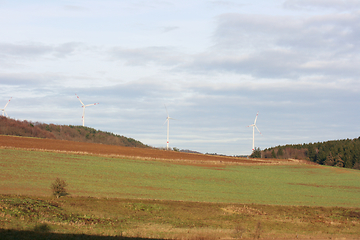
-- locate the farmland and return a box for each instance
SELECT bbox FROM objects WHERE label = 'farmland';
[1,135,360,239]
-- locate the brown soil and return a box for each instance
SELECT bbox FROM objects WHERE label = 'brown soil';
[0,135,314,166]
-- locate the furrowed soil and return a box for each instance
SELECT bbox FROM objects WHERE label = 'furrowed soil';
[0,135,312,166]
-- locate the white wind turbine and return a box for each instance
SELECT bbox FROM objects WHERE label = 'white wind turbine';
[75,94,99,126]
[247,111,262,151]
[164,105,175,150]
[1,97,12,117]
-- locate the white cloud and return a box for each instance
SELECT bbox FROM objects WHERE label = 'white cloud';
[195,11,360,82]
[162,26,180,33]
[0,42,83,59]
[283,0,360,11]
[0,72,57,86]
[63,5,88,11]
[110,46,184,66]
[209,1,246,8]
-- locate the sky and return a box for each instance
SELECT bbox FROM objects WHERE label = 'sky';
[0,0,359,156]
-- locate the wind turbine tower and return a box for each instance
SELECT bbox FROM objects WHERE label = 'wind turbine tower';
[1,97,12,117]
[75,94,99,126]
[247,112,262,151]
[164,105,174,150]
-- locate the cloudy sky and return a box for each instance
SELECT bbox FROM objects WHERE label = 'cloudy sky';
[1,0,359,155]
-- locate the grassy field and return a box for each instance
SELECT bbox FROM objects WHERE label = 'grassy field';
[1,148,360,207]
[1,147,360,239]
[1,195,360,239]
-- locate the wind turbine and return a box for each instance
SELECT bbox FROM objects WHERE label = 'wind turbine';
[75,94,99,126]
[1,97,12,117]
[164,105,174,150]
[247,111,262,151]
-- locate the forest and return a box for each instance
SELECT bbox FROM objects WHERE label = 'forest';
[0,116,148,148]
[252,137,360,170]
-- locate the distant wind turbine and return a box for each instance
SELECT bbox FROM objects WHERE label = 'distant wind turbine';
[1,97,12,117]
[75,94,99,126]
[164,105,175,150]
[247,111,262,151]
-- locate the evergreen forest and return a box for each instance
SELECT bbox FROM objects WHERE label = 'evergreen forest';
[255,137,360,170]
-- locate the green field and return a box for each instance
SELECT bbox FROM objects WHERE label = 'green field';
[1,148,360,239]
[1,148,360,207]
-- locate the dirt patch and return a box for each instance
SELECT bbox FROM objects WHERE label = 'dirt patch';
[0,135,314,167]
[288,183,360,190]
[221,205,267,215]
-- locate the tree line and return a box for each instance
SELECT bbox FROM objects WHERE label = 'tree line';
[0,116,148,148]
[250,137,360,170]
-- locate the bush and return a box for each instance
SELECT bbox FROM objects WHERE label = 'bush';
[51,178,68,198]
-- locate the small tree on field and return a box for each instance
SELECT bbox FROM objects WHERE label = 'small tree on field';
[51,178,68,198]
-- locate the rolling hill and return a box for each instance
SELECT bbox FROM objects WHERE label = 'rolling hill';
[0,116,148,148]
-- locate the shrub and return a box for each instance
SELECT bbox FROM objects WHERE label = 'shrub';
[51,178,68,198]
[34,223,51,232]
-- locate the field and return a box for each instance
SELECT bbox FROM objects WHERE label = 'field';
[1,135,360,239]
[0,135,305,165]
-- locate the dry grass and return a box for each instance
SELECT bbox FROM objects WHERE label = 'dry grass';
[1,195,360,239]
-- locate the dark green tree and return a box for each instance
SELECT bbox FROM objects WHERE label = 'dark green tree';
[250,147,261,158]
[277,148,283,158]
[271,149,276,158]
[307,144,317,162]
[316,147,327,164]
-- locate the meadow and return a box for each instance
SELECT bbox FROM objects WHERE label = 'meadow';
[1,148,360,207]
[1,147,360,239]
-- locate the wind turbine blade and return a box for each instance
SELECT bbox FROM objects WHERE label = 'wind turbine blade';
[163,118,168,125]
[75,94,85,106]
[4,110,8,117]
[254,111,259,124]
[255,125,262,135]
[4,97,12,109]
[164,104,169,117]
[82,107,85,126]
[85,103,99,107]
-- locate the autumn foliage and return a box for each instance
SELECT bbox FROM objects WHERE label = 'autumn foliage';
[0,116,148,148]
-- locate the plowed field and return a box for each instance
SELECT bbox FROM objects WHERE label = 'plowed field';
[0,135,312,166]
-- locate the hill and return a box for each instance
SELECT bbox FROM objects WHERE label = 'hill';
[0,135,309,165]
[257,137,360,170]
[0,116,148,148]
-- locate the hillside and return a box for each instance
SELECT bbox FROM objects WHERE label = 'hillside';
[0,135,310,165]
[258,137,360,170]
[0,116,148,148]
